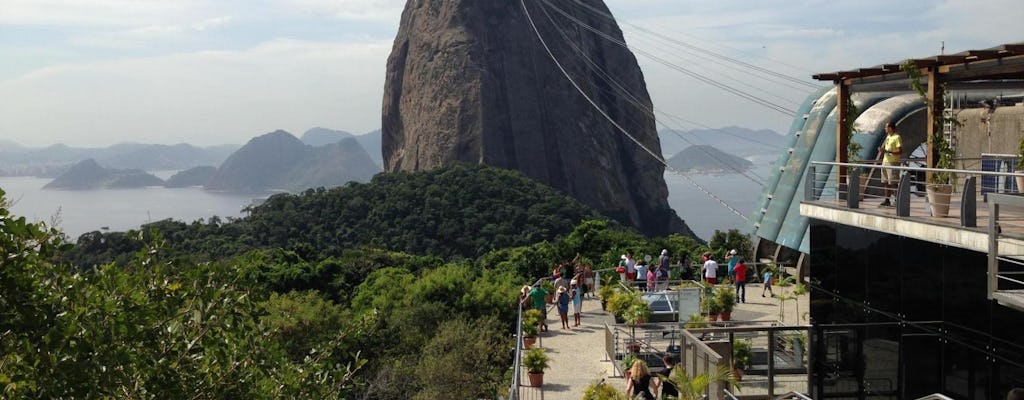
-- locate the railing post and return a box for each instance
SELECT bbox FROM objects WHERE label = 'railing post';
[896,173,911,216]
[988,197,999,300]
[767,328,775,399]
[961,176,977,227]
[848,168,860,209]
[805,166,816,201]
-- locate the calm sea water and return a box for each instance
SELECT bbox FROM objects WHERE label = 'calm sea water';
[665,157,774,241]
[0,159,774,242]
[0,176,256,240]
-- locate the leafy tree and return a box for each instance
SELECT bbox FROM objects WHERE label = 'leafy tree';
[708,229,753,261]
[412,317,512,400]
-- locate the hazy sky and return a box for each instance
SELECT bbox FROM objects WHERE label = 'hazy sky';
[1,0,1022,147]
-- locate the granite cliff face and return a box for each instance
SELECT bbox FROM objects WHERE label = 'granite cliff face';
[382,0,693,237]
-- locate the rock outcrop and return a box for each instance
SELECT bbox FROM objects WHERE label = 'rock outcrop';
[44,159,164,189]
[667,145,754,173]
[381,0,693,237]
[204,130,380,193]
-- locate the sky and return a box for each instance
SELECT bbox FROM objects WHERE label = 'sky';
[1,0,1022,148]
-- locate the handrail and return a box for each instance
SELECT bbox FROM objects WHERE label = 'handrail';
[813,160,1024,179]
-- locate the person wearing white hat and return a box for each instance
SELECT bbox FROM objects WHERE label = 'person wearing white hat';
[569,279,583,326]
[726,249,740,280]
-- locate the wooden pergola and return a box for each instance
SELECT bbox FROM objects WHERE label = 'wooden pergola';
[812,42,1024,182]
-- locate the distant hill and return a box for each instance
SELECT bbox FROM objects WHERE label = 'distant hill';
[205,130,381,192]
[0,142,237,177]
[355,130,382,168]
[165,166,217,188]
[666,145,754,173]
[659,126,784,157]
[300,127,353,147]
[44,159,164,189]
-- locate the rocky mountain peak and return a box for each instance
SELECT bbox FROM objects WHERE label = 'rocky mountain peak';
[381,0,694,237]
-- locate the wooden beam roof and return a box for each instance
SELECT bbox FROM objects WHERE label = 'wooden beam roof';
[812,42,1024,82]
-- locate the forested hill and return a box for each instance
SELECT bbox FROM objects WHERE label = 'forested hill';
[66,163,602,266]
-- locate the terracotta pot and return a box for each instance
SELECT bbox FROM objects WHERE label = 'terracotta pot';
[528,371,544,387]
[708,313,719,322]
[926,183,953,217]
[733,367,744,382]
[720,311,732,321]
[1016,176,1024,194]
[523,336,536,349]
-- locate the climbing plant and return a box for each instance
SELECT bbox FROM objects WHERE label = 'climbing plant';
[900,61,958,184]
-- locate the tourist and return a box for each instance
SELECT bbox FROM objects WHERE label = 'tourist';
[726,249,739,281]
[583,262,594,299]
[625,359,658,400]
[554,272,568,291]
[734,257,748,303]
[680,253,691,280]
[625,252,637,282]
[659,354,679,399]
[519,285,531,311]
[646,264,656,292]
[762,268,774,297]
[658,249,670,274]
[878,121,902,207]
[702,252,718,285]
[556,286,571,329]
[528,284,549,331]
[636,260,648,291]
[570,279,582,327]
[1008,388,1024,400]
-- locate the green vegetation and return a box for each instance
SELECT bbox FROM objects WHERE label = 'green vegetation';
[3,162,734,397]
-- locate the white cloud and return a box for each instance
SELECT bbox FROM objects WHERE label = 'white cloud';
[290,0,405,22]
[0,0,201,27]
[0,38,392,146]
[66,16,234,50]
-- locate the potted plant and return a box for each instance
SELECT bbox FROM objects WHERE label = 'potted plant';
[582,379,629,400]
[732,339,753,381]
[702,295,722,321]
[598,275,616,311]
[684,313,710,329]
[607,289,641,323]
[623,302,651,352]
[541,279,556,304]
[524,347,550,387]
[522,309,543,349]
[656,364,739,400]
[715,287,736,321]
[1015,134,1024,191]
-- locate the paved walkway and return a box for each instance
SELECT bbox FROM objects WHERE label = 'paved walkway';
[530,283,810,400]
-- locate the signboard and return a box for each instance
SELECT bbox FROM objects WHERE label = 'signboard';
[677,287,702,324]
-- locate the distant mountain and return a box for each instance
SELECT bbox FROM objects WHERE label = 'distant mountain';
[666,145,754,173]
[356,130,382,168]
[205,130,380,192]
[300,127,353,147]
[0,139,23,152]
[165,166,217,188]
[0,142,238,177]
[44,159,164,189]
[659,126,784,157]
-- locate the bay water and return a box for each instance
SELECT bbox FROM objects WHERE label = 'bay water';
[0,159,774,242]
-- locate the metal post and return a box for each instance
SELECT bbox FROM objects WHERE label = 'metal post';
[961,176,976,227]
[768,329,775,399]
[896,173,911,216]
[988,198,999,300]
[805,166,816,201]
[848,168,860,209]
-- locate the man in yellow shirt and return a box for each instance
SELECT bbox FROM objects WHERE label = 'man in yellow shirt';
[878,121,902,207]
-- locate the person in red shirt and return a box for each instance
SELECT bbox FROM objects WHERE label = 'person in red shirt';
[733,258,748,303]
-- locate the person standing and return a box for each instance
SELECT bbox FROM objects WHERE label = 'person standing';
[702,252,718,285]
[528,284,549,331]
[734,258,748,303]
[583,263,594,299]
[625,252,637,282]
[636,261,648,291]
[556,286,571,329]
[658,249,670,273]
[659,354,679,399]
[625,359,658,400]
[762,269,774,297]
[570,279,583,327]
[726,249,739,281]
[878,121,902,207]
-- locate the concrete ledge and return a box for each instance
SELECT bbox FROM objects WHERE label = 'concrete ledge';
[800,203,1024,255]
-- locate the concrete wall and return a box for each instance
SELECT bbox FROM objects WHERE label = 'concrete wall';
[954,104,1024,167]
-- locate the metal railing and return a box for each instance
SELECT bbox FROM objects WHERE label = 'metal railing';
[508,278,548,400]
[986,193,1024,312]
[807,161,1024,228]
[688,325,812,400]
